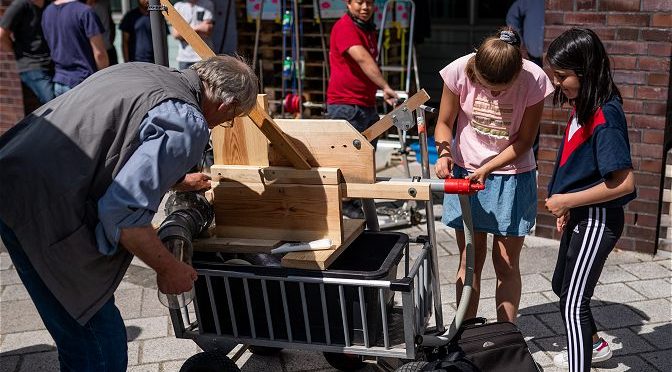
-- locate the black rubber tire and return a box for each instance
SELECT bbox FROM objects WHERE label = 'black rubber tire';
[323,352,367,371]
[248,345,283,356]
[395,361,430,372]
[179,351,240,372]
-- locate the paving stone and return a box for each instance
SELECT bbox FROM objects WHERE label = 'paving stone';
[600,327,656,355]
[140,288,171,318]
[1,284,30,301]
[1,269,22,286]
[18,351,59,372]
[475,297,497,321]
[593,303,647,329]
[0,354,19,372]
[593,283,645,303]
[519,247,561,274]
[597,265,639,284]
[239,353,283,372]
[626,279,671,300]
[517,314,555,339]
[621,262,670,280]
[115,287,144,319]
[529,349,554,367]
[536,312,566,335]
[592,354,659,372]
[128,340,140,365]
[128,364,160,372]
[0,300,44,333]
[140,337,200,364]
[640,350,672,372]
[605,250,645,265]
[521,273,552,293]
[519,292,554,312]
[124,316,170,340]
[0,253,12,270]
[0,330,55,355]
[437,241,458,256]
[649,250,671,261]
[281,349,331,371]
[626,299,672,324]
[477,278,496,298]
[530,335,566,356]
[162,361,187,372]
[631,322,672,350]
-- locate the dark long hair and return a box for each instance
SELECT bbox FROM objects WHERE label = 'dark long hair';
[546,28,621,125]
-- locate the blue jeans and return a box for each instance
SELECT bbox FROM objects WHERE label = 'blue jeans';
[0,218,128,372]
[54,82,72,97]
[327,104,380,148]
[19,69,55,104]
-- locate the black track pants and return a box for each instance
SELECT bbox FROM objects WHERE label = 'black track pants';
[552,206,624,372]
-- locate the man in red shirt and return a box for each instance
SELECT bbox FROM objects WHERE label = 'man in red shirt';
[328,0,398,217]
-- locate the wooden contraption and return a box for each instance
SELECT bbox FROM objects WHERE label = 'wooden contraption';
[161,3,432,270]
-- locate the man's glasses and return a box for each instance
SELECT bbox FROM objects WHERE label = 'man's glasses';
[218,100,239,128]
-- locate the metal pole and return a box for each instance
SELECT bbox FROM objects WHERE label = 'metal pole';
[149,0,169,67]
[416,107,443,331]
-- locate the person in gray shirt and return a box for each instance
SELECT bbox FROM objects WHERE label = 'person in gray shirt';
[506,0,544,67]
[0,55,258,372]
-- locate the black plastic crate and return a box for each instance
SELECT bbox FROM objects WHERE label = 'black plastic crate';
[192,231,408,346]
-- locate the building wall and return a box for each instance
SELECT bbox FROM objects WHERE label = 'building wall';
[539,0,671,253]
[0,0,24,134]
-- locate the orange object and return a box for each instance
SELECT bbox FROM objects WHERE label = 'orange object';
[442,178,485,194]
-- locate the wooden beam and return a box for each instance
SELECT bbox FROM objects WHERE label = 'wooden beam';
[212,95,270,166]
[192,237,282,254]
[361,89,430,142]
[211,165,342,185]
[281,219,365,270]
[159,0,310,170]
[341,180,433,201]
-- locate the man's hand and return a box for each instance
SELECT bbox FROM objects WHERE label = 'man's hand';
[383,86,399,107]
[545,194,571,218]
[556,212,569,233]
[157,260,198,295]
[173,173,211,192]
[434,156,453,179]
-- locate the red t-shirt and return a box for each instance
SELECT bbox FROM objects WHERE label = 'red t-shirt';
[327,14,378,107]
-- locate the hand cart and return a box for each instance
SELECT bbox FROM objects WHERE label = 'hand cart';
[163,105,480,372]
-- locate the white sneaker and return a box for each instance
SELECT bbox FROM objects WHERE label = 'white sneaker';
[553,338,613,369]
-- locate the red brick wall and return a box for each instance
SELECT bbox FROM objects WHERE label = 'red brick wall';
[539,0,671,253]
[0,0,25,134]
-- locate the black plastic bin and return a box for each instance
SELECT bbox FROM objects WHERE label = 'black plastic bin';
[191,231,408,346]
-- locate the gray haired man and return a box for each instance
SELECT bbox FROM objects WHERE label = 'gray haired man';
[0,55,258,372]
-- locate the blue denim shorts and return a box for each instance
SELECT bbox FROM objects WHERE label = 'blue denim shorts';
[442,165,537,236]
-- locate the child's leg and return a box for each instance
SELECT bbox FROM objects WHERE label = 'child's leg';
[553,207,623,371]
[455,230,488,320]
[492,235,524,323]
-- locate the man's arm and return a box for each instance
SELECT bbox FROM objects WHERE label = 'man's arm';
[89,34,109,69]
[0,27,13,52]
[346,45,398,105]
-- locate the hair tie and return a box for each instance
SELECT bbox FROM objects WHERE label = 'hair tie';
[500,30,520,46]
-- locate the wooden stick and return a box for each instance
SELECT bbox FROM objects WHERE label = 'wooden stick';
[159,0,310,170]
[361,89,430,142]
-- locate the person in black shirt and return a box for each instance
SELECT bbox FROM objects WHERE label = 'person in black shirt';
[0,0,54,103]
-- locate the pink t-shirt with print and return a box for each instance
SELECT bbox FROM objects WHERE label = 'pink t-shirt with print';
[439,53,554,174]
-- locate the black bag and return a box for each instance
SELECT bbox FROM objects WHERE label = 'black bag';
[417,318,540,372]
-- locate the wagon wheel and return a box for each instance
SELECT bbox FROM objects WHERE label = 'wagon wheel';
[180,351,240,372]
[323,352,367,371]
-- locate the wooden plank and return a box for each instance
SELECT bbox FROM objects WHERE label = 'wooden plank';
[159,2,310,170]
[211,165,342,185]
[268,119,376,183]
[212,95,270,166]
[361,89,430,142]
[192,237,282,253]
[281,219,365,270]
[213,182,343,244]
[342,180,433,201]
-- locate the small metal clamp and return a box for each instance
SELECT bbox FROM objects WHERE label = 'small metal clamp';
[391,105,415,131]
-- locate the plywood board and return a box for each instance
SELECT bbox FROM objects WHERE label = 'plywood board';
[212,95,270,166]
[361,89,430,142]
[213,182,343,244]
[211,165,342,185]
[192,237,282,253]
[268,119,376,183]
[342,180,433,200]
[281,218,365,270]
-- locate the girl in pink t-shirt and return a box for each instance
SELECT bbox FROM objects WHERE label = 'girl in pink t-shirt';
[435,28,554,323]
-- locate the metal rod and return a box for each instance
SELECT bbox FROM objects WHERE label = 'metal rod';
[339,285,351,347]
[223,277,238,337]
[148,0,169,67]
[205,276,222,335]
[405,1,416,93]
[243,278,256,338]
[362,198,380,231]
[379,288,390,348]
[280,281,293,342]
[252,0,265,71]
[417,106,444,330]
[261,279,275,340]
[358,287,370,347]
[299,282,312,343]
[198,269,394,288]
[320,284,332,345]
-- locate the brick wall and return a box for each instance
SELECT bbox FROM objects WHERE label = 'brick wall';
[539,0,671,253]
[0,0,25,134]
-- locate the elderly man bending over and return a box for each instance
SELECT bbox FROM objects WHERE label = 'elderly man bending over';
[0,55,258,372]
